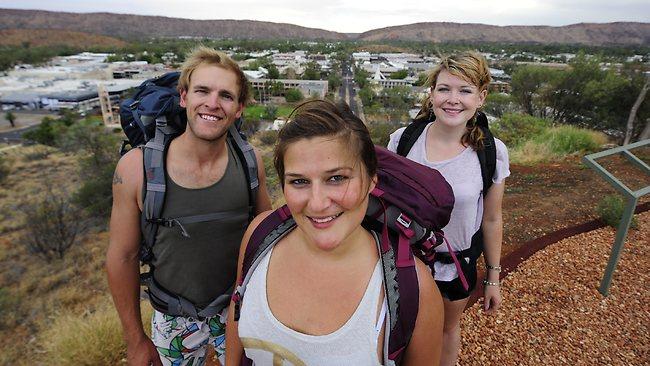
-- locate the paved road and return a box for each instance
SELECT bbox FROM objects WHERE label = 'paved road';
[0,124,38,144]
[340,61,363,119]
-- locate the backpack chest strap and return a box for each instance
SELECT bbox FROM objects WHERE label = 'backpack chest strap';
[148,208,250,238]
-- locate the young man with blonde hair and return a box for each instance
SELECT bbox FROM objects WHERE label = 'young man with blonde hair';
[107,46,271,366]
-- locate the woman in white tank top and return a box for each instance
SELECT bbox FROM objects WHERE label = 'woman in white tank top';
[225,100,444,365]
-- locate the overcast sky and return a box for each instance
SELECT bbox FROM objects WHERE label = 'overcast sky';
[1,0,649,33]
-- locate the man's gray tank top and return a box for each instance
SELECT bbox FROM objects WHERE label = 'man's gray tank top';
[151,141,250,308]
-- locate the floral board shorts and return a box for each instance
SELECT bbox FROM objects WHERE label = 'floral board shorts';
[151,308,227,366]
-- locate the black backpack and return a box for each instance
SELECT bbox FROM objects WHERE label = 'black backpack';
[395,110,497,279]
[119,71,259,319]
[396,110,496,194]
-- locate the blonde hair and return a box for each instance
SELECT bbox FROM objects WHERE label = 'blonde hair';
[178,46,249,105]
[418,51,491,150]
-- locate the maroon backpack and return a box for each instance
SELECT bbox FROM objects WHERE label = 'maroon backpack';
[232,146,455,365]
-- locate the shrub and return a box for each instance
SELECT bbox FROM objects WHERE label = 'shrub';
[369,121,401,148]
[533,125,607,155]
[491,113,552,147]
[285,88,304,103]
[597,194,638,229]
[22,116,72,146]
[258,129,278,146]
[21,186,84,262]
[240,116,261,136]
[59,119,120,219]
[509,125,607,165]
[22,146,52,161]
[0,154,10,183]
[41,300,153,366]
[0,287,21,329]
[262,153,283,206]
[264,104,278,120]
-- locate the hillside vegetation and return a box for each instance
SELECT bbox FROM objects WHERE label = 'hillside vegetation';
[1,8,649,46]
[0,29,128,48]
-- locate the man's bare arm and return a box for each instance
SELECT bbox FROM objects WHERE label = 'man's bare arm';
[106,149,161,366]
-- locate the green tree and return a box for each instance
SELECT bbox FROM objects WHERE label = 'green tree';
[510,65,557,116]
[267,64,280,79]
[327,73,342,92]
[358,85,376,107]
[380,86,414,119]
[413,73,428,86]
[391,69,409,79]
[354,68,371,89]
[285,88,304,103]
[545,54,605,124]
[265,80,284,97]
[484,93,518,118]
[4,111,15,128]
[302,61,321,80]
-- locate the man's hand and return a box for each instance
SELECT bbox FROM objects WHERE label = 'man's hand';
[127,336,162,366]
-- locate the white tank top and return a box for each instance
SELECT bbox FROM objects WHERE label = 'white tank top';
[238,247,386,366]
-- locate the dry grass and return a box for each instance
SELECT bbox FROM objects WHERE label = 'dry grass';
[510,127,609,166]
[38,298,153,366]
[0,144,110,365]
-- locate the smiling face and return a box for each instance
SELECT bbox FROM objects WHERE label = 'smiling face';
[179,64,243,142]
[282,135,375,253]
[430,70,487,129]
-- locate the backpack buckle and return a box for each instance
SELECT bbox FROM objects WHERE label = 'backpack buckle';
[396,213,411,228]
[147,218,173,227]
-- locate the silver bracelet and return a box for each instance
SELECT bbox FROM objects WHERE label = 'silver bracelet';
[483,279,500,286]
[486,264,502,272]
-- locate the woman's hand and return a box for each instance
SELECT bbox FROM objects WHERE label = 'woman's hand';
[483,282,502,315]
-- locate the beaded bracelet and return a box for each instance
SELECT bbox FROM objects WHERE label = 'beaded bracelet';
[483,279,500,286]
[486,264,502,272]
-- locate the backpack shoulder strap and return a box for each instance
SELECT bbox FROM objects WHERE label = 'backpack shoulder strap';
[474,111,497,194]
[139,116,180,263]
[395,117,430,157]
[377,229,419,365]
[228,121,259,220]
[233,205,295,321]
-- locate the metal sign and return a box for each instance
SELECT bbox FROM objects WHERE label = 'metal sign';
[582,139,650,296]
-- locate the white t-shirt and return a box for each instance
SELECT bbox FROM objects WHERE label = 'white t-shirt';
[387,122,510,281]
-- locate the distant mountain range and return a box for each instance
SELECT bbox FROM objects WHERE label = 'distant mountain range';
[1,8,649,46]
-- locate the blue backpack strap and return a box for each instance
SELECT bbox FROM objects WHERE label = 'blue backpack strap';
[228,121,259,219]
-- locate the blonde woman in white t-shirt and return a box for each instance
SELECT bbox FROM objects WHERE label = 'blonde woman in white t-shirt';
[226,99,444,366]
[388,52,510,366]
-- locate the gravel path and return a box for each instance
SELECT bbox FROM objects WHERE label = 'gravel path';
[460,211,649,365]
